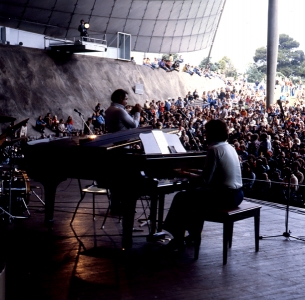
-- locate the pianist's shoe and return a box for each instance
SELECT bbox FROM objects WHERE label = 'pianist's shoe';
[163,239,186,253]
[184,235,195,247]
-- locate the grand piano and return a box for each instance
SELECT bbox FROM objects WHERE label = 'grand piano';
[25,127,206,248]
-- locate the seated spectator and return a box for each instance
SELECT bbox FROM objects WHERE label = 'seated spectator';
[193,89,199,99]
[36,116,46,133]
[44,113,52,128]
[169,54,173,63]
[52,115,59,130]
[165,60,172,70]
[66,116,74,133]
[151,58,159,69]
[292,161,304,184]
[19,121,28,139]
[182,64,193,75]
[57,119,66,137]
[180,130,190,150]
[94,111,105,133]
[143,57,153,69]
[95,103,101,112]
[177,55,184,63]
[158,59,170,71]
[175,97,184,108]
[259,132,272,157]
[242,162,256,192]
[66,116,73,126]
[193,66,201,76]
[171,60,180,72]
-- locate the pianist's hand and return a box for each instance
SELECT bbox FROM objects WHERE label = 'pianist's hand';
[174,168,201,178]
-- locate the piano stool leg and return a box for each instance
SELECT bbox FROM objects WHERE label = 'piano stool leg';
[101,201,111,229]
[92,193,95,220]
[70,192,86,225]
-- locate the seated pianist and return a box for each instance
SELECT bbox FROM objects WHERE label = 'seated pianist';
[163,119,244,251]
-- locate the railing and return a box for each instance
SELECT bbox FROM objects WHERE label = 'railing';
[75,35,107,46]
[44,34,107,48]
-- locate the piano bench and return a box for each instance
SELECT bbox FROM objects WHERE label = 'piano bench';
[193,202,261,265]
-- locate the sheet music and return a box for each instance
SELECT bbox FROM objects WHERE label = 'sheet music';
[140,132,161,154]
[140,130,186,154]
[152,130,170,154]
[164,134,186,153]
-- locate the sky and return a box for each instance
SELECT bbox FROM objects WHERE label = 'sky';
[183,0,305,72]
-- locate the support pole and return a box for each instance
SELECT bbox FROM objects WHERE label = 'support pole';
[266,0,279,108]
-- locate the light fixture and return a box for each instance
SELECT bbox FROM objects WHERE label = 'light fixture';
[84,22,90,29]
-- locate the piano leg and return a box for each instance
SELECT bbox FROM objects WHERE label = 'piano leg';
[147,192,158,237]
[41,179,65,228]
[157,194,165,232]
[121,196,137,250]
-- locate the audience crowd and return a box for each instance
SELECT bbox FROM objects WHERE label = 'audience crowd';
[135,77,305,206]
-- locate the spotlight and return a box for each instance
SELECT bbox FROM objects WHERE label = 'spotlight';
[84,22,90,29]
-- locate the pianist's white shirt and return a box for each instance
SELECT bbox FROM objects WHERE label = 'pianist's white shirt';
[203,141,242,190]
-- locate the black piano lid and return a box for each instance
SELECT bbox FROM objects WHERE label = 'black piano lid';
[83,127,178,149]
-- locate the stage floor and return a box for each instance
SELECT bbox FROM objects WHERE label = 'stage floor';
[1,178,305,300]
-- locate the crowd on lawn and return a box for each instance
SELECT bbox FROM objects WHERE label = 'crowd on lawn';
[142,54,219,79]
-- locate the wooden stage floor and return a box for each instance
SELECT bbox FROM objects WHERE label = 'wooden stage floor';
[2,178,305,300]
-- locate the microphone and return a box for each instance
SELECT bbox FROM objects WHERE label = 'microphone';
[178,109,188,119]
[277,99,284,117]
[74,109,83,116]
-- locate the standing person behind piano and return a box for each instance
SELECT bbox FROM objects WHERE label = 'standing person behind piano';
[163,119,244,250]
[104,89,144,249]
[105,89,142,133]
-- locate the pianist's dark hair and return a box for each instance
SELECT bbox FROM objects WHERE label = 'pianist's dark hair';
[205,119,228,143]
[111,89,128,103]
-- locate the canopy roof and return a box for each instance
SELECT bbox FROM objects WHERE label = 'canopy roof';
[0,0,225,53]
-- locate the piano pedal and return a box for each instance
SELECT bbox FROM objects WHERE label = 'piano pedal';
[147,231,170,243]
[139,220,150,227]
[132,228,144,232]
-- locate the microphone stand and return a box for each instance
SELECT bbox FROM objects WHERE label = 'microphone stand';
[74,111,94,135]
[260,100,305,242]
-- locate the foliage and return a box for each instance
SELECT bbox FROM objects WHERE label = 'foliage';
[199,57,218,71]
[162,53,178,61]
[217,56,238,79]
[253,34,305,78]
[199,56,237,78]
[245,64,265,83]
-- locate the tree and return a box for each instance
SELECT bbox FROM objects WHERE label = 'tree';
[162,53,178,61]
[253,34,305,78]
[217,56,238,79]
[199,57,218,71]
[245,64,265,83]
